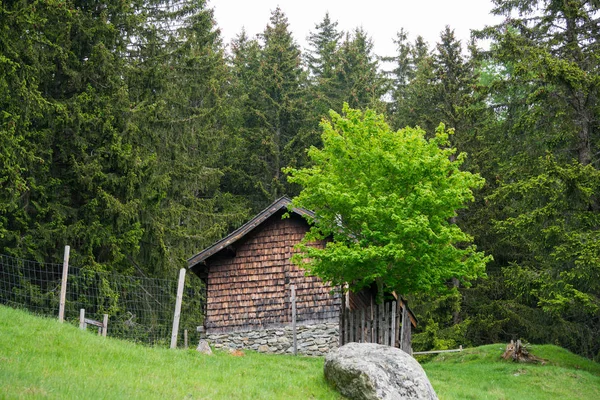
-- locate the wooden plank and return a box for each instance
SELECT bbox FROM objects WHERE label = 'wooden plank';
[395,302,400,348]
[84,318,104,328]
[338,304,344,346]
[406,313,412,354]
[391,301,397,347]
[58,245,70,323]
[344,308,349,345]
[400,302,405,350]
[384,302,389,346]
[371,304,377,344]
[349,309,354,342]
[360,308,365,343]
[378,303,384,345]
[401,304,411,353]
[366,306,371,343]
[413,346,463,355]
[170,268,186,349]
[354,309,360,343]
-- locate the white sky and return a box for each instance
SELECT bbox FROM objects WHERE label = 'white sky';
[210,0,504,57]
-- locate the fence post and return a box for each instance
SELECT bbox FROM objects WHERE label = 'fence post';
[102,314,108,337]
[170,268,186,349]
[58,245,70,323]
[291,285,297,355]
[79,309,86,330]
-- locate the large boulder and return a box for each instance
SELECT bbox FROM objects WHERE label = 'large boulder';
[324,343,438,400]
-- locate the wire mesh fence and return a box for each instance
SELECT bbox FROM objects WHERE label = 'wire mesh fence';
[0,252,205,347]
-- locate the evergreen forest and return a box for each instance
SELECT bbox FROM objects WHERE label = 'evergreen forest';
[1,0,599,360]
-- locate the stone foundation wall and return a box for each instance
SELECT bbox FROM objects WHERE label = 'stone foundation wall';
[206,323,339,356]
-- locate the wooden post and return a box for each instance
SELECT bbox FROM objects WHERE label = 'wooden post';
[170,268,186,349]
[102,314,108,337]
[58,245,70,323]
[79,309,85,330]
[291,285,297,355]
[184,329,188,349]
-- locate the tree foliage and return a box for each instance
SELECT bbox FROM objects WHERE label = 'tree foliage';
[285,105,490,296]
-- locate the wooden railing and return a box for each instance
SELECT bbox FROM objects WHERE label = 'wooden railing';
[339,300,412,353]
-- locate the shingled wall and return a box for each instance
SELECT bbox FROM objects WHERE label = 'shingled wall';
[204,212,341,333]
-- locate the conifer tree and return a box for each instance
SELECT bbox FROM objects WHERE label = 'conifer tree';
[304,13,344,121]
[224,8,308,211]
[468,0,600,359]
[333,28,387,112]
[0,0,146,268]
[0,1,248,275]
[127,0,249,275]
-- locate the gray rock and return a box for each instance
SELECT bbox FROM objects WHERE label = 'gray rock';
[324,343,438,400]
[196,339,213,355]
[258,345,269,353]
[278,336,291,345]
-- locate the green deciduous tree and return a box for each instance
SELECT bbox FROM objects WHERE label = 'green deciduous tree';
[285,105,490,297]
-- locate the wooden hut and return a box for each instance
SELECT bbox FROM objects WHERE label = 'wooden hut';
[187,197,341,355]
[187,196,416,355]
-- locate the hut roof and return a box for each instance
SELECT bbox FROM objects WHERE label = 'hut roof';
[187,196,313,269]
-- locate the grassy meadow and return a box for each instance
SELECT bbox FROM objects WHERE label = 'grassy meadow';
[1,305,599,399]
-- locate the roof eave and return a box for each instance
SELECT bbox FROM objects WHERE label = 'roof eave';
[187,196,313,269]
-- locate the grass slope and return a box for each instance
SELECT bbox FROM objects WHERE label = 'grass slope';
[1,305,599,399]
[422,344,600,400]
[0,306,341,399]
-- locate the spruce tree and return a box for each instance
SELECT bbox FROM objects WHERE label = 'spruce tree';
[468,0,600,359]
[333,28,387,112]
[0,0,146,268]
[127,0,249,276]
[224,8,308,210]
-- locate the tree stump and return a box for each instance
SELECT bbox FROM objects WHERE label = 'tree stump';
[502,340,546,364]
